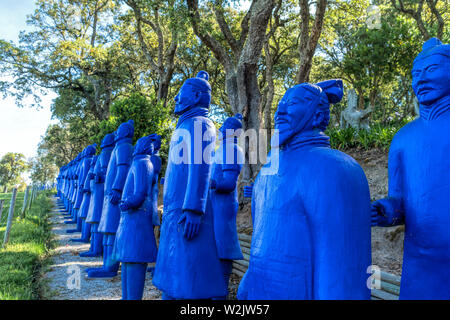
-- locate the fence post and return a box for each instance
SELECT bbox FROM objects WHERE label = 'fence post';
[2,188,18,248]
[21,186,30,218]
[29,186,35,209]
[0,200,4,224]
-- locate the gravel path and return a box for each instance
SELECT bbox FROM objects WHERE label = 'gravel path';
[43,197,161,300]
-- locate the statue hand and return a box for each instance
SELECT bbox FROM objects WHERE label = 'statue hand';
[178,210,202,240]
[94,174,104,184]
[110,189,121,205]
[119,200,131,211]
[371,201,385,227]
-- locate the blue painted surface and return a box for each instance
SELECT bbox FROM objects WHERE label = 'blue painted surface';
[237,81,371,300]
[153,71,227,299]
[371,38,450,300]
[90,120,134,278]
[82,133,115,257]
[114,135,159,299]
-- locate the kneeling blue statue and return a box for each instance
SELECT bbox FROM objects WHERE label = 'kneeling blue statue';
[371,38,450,300]
[88,120,134,278]
[210,114,244,299]
[152,71,227,299]
[114,135,160,300]
[237,80,372,300]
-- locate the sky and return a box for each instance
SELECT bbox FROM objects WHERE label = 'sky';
[0,0,57,164]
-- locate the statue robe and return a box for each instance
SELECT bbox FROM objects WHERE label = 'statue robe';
[114,154,158,263]
[153,108,226,299]
[86,147,113,224]
[380,103,450,299]
[238,133,371,300]
[98,139,133,234]
[210,138,243,260]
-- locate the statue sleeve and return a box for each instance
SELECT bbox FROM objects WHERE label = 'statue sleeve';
[182,120,215,215]
[112,144,133,191]
[129,163,149,209]
[377,139,405,226]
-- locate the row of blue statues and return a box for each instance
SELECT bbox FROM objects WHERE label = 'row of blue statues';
[56,38,450,300]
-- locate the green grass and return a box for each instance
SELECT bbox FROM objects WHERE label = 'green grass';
[0,191,54,300]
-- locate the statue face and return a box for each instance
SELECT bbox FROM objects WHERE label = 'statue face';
[174,83,200,115]
[274,85,320,146]
[412,54,450,106]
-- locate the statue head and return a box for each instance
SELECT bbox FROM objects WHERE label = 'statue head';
[115,120,135,142]
[101,133,116,149]
[148,134,162,154]
[412,38,450,107]
[84,144,97,157]
[273,80,343,147]
[219,113,243,140]
[174,71,211,115]
[133,135,153,156]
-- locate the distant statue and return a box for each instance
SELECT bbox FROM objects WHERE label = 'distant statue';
[237,80,371,300]
[64,154,81,227]
[88,120,134,279]
[71,144,97,243]
[67,146,96,234]
[153,71,226,299]
[114,135,159,300]
[341,89,372,130]
[210,113,244,299]
[371,38,450,299]
[81,133,115,258]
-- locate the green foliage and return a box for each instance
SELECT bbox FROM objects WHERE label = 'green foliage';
[0,153,29,193]
[94,92,174,166]
[0,192,53,300]
[326,119,410,151]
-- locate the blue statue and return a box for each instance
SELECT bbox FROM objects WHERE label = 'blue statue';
[66,150,91,233]
[88,121,134,278]
[237,80,372,300]
[113,135,159,300]
[81,133,116,258]
[152,71,227,299]
[210,114,244,299]
[71,145,97,243]
[371,38,450,300]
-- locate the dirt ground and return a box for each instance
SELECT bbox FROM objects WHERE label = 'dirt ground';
[236,147,404,276]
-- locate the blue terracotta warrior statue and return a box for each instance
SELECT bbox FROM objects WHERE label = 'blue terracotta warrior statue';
[237,80,371,300]
[114,135,159,300]
[210,114,244,299]
[371,38,450,300]
[153,71,226,299]
[88,121,134,278]
[67,149,92,233]
[81,133,115,258]
[71,145,97,243]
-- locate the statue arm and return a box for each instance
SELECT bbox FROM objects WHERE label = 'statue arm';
[127,163,149,209]
[182,123,214,215]
[372,144,405,227]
